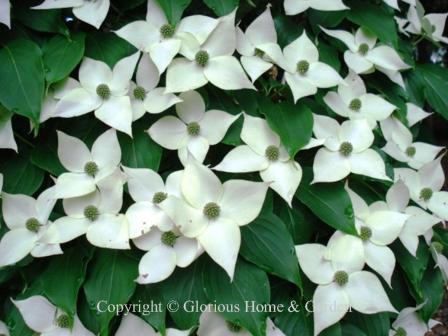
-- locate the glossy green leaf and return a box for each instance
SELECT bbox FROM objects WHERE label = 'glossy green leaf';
[345,312,390,336]
[155,0,192,25]
[419,264,444,322]
[30,132,65,176]
[131,284,166,334]
[15,7,69,36]
[203,0,239,16]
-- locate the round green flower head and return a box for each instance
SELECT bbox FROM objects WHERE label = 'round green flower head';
[187,122,201,136]
[349,98,362,112]
[96,84,111,100]
[405,146,416,158]
[297,60,310,75]
[334,270,349,286]
[56,314,70,329]
[153,192,168,204]
[254,48,265,58]
[394,327,407,336]
[203,202,221,220]
[195,50,209,67]
[84,161,99,177]
[265,145,280,162]
[433,241,444,254]
[226,321,242,333]
[339,142,353,157]
[160,23,175,39]
[133,86,146,101]
[419,187,433,201]
[26,218,40,233]
[161,231,177,247]
[84,205,99,222]
[358,43,369,56]
[359,226,372,241]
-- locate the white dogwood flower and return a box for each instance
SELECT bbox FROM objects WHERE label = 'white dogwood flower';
[149,91,238,165]
[116,313,190,336]
[324,71,396,128]
[32,0,109,29]
[283,0,348,16]
[389,303,440,336]
[165,10,254,92]
[129,54,181,121]
[381,117,444,169]
[13,295,93,336]
[54,129,121,199]
[321,27,411,87]
[43,169,129,250]
[296,241,396,336]
[406,5,448,44]
[214,114,302,206]
[0,115,17,152]
[0,0,10,28]
[124,167,181,238]
[0,187,61,267]
[197,309,285,336]
[312,115,389,183]
[273,32,344,102]
[160,159,269,279]
[115,0,218,74]
[40,78,80,123]
[406,103,432,127]
[134,226,202,284]
[0,320,9,336]
[395,156,448,221]
[54,53,139,135]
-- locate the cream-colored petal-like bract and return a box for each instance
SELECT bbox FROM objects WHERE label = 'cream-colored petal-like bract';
[72,0,110,29]
[166,58,208,93]
[241,114,280,156]
[284,0,348,16]
[295,244,334,285]
[12,296,57,333]
[86,214,130,249]
[0,229,37,267]
[136,244,177,284]
[214,145,269,173]
[116,313,158,336]
[0,320,9,336]
[148,116,189,150]
[312,148,351,183]
[199,110,239,145]
[0,118,17,152]
[0,0,10,28]
[364,242,396,286]
[204,56,255,91]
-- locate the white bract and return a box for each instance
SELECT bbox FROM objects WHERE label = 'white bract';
[312,115,389,183]
[13,295,93,336]
[381,117,444,169]
[197,309,285,336]
[405,5,448,44]
[296,240,396,336]
[0,116,17,152]
[134,226,202,284]
[321,27,411,87]
[160,158,268,279]
[389,303,440,336]
[116,313,189,336]
[115,0,218,74]
[40,78,80,123]
[148,91,238,165]
[0,320,9,336]
[32,0,109,29]
[383,0,416,10]
[431,242,448,283]
[283,0,348,16]
[54,53,139,135]
[0,186,61,267]
[274,32,344,102]
[43,169,129,250]
[0,0,10,28]
[406,103,432,126]
[324,71,396,128]
[214,114,302,206]
[165,10,254,92]
[54,129,121,199]
[395,156,448,221]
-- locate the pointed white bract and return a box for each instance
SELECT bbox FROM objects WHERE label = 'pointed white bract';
[32,0,110,29]
[0,0,10,28]
[283,0,348,16]
[0,186,61,267]
[389,303,441,336]
[406,103,432,127]
[116,313,190,336]
[0,320,9,336]
[0,115,17,152]
[312,115,389,183]
[148,90,239,165]
[405,5,448,44]
[40,78,81,123]
[12,295,93,335]
[214,114,302,206]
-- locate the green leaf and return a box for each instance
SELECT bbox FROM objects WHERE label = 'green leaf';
[345,312,390,335]
[203,259,270,336]
[308,9,346,29]
[203,0,239,16]
[318,41,341,72]
[278,203,315,245]
[30,132,65,176]
[418,264,444,322]
[43,33,85,84]
[155,0,192,25]
[240,215,302,287]
[261,99,313,157]
[341,324,367,336]
[83,250,138,335]
[274,308,313,336]
[0,39,45,125]
[295,168,357,235]
[131,285,166,334]
[4,304,34,336]
[15,7,69,36]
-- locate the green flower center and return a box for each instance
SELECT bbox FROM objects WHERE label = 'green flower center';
[297,60,310,75]
[405,146,416,158]
[265,145,280,162]
[349,98,362,112]
[420,187,433,201]
[334,270,349,286]
[203,202,220,220]
[226,321,242,333]
[187,122,200,136]
[359,226,372,241]
[56,314,70,329]
[358,43,369,56]
[254,48,265,58]
[339,142,353,157]
[84,205,99,222]
[161,231,177,247]
[84,161,99,177]
[152,191,168,204]
[394,327,407,336]
[96,84,111,100]
[433,242,444,254]
[160,23,175,39]
[195,50,209,67]
[26,218,41,233]
[133,86,146,101]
